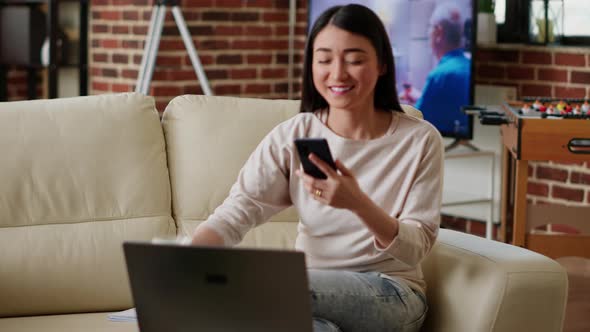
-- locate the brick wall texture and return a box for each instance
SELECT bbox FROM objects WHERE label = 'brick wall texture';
[5,4,589,214]
[476,46,590,101]
[4,69,27,101]
[3,68,43,101]
[89,0,308,111]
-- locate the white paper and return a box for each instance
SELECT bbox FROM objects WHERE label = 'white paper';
[108,308,137,322]
[151,235,191,245]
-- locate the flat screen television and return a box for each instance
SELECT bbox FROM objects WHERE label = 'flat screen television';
[308,0,476,141]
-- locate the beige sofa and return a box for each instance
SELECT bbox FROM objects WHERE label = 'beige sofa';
[0,93,568,331]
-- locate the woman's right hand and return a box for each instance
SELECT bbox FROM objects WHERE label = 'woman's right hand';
[190,225,225,246]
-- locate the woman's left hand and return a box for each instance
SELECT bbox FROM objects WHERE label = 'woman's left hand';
[296,153,367,211]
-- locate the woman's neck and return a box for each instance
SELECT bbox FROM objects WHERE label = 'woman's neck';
[325,106,392,140]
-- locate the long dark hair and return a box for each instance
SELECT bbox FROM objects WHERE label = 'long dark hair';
[300,4,403,113]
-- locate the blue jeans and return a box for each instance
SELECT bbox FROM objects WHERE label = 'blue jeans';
[309,269,427,332]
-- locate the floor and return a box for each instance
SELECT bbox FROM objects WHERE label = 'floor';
[556,257,590,332]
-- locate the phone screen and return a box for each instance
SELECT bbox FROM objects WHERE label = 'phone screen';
[294,138,336,179]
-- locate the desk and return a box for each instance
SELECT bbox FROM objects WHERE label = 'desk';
[499,103,590,259]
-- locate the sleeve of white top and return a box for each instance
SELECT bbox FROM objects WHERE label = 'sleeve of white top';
[376,126,444,267]
[198,127,292,246]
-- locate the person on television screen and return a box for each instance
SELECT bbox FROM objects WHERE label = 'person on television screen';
[415,2,471,136]
[398,82,422,105]
[189,4,442,331]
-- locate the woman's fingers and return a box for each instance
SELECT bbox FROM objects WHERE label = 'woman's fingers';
[296,168,328,199]
[296,168,323,190]
[335,159,353,177]
[309,153,337,178]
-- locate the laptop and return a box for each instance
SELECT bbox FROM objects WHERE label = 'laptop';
[123,242,313,332]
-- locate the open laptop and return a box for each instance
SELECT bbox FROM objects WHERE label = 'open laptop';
[123,242,313,332]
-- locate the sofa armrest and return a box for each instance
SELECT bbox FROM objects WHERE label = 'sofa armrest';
[421,229,568,332]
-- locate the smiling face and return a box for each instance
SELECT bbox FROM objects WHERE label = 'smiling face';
[312,24,383,113]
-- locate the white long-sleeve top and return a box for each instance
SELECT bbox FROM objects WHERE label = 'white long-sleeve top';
[199,109,444,294]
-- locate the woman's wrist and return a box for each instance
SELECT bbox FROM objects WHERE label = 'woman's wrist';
[350,192,399,247]
[349,191,374,216]
[190,225,225,246]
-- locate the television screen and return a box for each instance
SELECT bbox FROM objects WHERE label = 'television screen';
[309,0,475,140]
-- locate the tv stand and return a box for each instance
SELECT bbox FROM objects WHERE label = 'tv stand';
[445,139,480,152]
[442,145,496,240]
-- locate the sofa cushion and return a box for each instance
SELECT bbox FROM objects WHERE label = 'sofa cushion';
[0,93,175,317]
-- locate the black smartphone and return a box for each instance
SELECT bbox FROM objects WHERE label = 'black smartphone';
[294,138,336,179]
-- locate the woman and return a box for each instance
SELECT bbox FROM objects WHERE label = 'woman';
[190,4,443,331]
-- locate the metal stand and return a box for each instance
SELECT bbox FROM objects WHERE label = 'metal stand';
[445,139,480,152]
[136,0,212,95]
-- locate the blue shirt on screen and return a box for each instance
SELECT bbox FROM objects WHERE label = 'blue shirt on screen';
[415,48,471,136]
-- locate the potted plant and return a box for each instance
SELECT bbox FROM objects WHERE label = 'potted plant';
[479,0,495,13]
[477,0,497,44]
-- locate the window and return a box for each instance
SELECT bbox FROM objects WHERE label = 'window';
[495,0,530,43]
[494,0,590,45]
[561,0,590,44]
[563,0,590,36]
[494,0,506,24]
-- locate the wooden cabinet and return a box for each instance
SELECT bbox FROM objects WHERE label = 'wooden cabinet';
[0,0,88,100]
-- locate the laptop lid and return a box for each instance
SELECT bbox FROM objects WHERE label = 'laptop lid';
[123,242,313,332]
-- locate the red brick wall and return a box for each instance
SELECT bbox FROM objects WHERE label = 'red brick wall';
[527,162,590,206]
[89,0,308,111]
[476,45,589,99]
[475,44,590,209]
[4,68,27,101]
[3,68,43,101]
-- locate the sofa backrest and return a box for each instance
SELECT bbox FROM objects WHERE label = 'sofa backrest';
[162,95,301,248]
[162,94,423,249]
[0,93,175,317]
